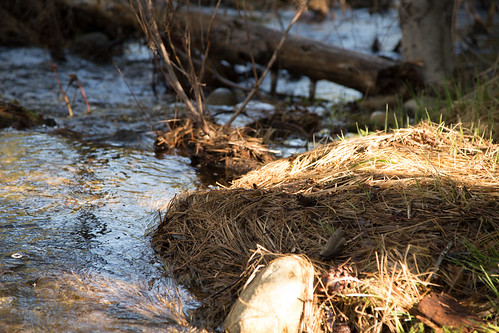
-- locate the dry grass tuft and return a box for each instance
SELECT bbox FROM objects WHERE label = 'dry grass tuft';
[233,121,498,190]
[155,118,276,180]
[152,122,499,331]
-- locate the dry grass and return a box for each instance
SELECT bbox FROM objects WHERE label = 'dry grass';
[155,118,276,181]
[233,121,498,189]
[152,121,499,331]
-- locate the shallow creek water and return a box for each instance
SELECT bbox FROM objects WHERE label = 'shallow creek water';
[0,131,199,331]
[0,44,202,330]
[0,7,404,331]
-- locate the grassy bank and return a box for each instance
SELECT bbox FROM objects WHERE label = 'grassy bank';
[152,121,498,332]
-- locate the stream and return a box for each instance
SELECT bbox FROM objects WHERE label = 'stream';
[0,6,404,331]
[0,44,202,331]
[0,131,197,331]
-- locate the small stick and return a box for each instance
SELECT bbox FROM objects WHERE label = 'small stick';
[69,74,91,114]
[51,65,73,117]
[407,199,413,219]
[112,57,154,131]
[427,240,453,282]
[222,3,306,129]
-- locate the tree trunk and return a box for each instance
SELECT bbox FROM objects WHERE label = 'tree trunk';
[398,0,456,85]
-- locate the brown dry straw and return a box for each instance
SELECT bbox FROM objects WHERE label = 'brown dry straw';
[152,122,498,331]
[155,118,277,180]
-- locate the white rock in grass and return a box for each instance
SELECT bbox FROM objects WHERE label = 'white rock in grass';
[403,97,439,115]
[206,87,238,106]
[222,255,315,333]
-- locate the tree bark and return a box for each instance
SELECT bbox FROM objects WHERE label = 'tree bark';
[418,293,484,331]
[398,0,456,85]
[173,9,421,96]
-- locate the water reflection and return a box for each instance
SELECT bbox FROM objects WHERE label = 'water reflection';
[0,130,197,331]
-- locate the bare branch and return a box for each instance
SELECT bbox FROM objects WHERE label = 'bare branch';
[132,0,211,132]
[222,3,306,129]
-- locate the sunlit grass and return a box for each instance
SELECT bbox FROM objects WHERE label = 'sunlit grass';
[446,236,499,299]
[407,75,499,142]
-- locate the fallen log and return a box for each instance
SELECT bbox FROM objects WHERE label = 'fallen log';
[173,9,422,96]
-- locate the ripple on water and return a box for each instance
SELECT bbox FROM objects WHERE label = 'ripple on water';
[0,130,197,331]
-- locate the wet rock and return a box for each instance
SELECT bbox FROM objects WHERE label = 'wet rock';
[403,97,439,115]
[70,32,112,63]
[222,255,315,333]
[0,101,41,129]
[358,95,399,111]
[370,110,395,127]
[206,88,238,106]
[247,107,320,140]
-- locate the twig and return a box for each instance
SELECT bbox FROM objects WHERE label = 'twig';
[183,2,205,117]
[133,0,208,133]
[172,46,251,92]
[427,240,453,282]
[238,5,259,83]
[68,74,91,114]
[112,57,154,131]
[199,0,222,89]
[223,3,306,129]
[51,65,73,117]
